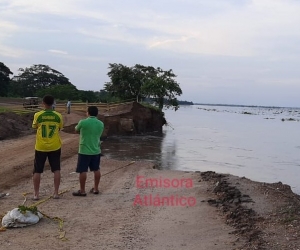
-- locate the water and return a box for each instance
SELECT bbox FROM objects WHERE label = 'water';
[101,105,300,194]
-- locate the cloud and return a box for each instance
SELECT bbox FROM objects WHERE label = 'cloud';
[0,20,27,57]
[0,45,26,58]
[1,0,300,58]
[0,20,19,38]
[48,49,68,55]
[148,36,192,49]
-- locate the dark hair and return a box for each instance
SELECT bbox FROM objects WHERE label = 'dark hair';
[88,106,98,116]
[43,95,54,106]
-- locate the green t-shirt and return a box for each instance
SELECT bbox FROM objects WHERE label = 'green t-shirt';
[75,116,104,155]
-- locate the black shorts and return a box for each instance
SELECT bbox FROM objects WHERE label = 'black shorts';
[33,149,61,173]
[76,154,101,173]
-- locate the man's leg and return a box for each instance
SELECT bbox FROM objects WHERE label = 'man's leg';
[33,151,46,200]
[48,149,61,198]
[73,154,89,196]
[53,170,61,197]
[33,173,41,199]
[79,172,87,194]
[93,170,101,192]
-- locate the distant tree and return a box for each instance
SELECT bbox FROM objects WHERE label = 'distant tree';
[95,90,121,103]
[11,64,72,97]
[37,84,80,100]
[79,90,98,102]
[105,63,182,110]
[0,62,13,97]
[177,100,194,105]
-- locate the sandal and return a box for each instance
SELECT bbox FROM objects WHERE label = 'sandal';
[72,190,87,196]
[90,188,99,194]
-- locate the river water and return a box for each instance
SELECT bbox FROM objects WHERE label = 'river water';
[101,105,300,194]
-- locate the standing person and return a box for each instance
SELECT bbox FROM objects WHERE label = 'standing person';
[52,100,56,110]
[67,99,71,114]
[32,95,63,200]
[72,106,104,196]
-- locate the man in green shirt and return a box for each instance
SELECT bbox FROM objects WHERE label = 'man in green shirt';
[72,106,104,196]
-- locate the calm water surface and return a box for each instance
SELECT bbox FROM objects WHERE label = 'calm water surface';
[101,105,300,194]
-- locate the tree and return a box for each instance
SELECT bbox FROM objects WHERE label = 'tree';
[79,90,98,102]
[104,63,138,101]
[95,90,121,103]
[0,62,13,97]
[11,64,72,97]
[105,63,182,110]
[141,68,182,110]
[36,84,80,100]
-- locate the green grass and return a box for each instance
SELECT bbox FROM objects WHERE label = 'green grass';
[0,106,10,113]
[0,106,37,115]
[140,102,164,114]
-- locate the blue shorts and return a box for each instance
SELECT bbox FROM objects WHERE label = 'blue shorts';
[76,154,101,173]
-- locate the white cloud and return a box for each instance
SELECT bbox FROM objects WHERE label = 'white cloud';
[48,49,68,55]
[0,20,26,57]
[0,45,26,58]
[1,0,300,57]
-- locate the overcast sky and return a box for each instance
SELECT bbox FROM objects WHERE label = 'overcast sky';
[1,0,300,107]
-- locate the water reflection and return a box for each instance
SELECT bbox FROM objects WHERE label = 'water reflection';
[101,134,166,167]
[101,128,179,170]
[160,137,177,170]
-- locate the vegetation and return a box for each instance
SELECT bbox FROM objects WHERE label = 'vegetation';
[0,62,13,97]
[140,102,164,115]
[1,62,184,109]
[10,64,72,97]
[178,100,194,105]
[18,205,38,215]
[105,63,182,110]
[0,106,9,113]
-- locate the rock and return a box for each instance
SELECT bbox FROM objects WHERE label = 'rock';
[0,193,7,198]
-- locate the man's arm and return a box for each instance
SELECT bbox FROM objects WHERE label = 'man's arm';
[32,113,38,129]
[75,121,81,134]
[59,114,63,131]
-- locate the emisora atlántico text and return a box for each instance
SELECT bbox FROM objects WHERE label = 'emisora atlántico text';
[134,176,196,207]
[136,175,193,189]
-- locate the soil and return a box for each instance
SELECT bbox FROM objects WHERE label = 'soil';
[0,108,300,249]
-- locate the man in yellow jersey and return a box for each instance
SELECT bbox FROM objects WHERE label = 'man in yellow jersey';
[72,106,104,196]
[32,95,63,200]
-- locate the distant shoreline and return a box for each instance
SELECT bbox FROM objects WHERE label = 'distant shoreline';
[193,103,300,109]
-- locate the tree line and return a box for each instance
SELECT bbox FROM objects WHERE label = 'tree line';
[0,62,183,110]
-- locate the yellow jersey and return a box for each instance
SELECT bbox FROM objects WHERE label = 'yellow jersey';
[32,109,63,152]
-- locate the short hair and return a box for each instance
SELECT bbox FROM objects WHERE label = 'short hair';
[88,106,98,116]
[43,95,54,106]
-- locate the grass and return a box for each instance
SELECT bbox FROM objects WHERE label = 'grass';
[140,102,164,114]
[0,106,38,115]
[0,106,10,113]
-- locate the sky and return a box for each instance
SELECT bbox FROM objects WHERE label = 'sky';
[1,0,300,107]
